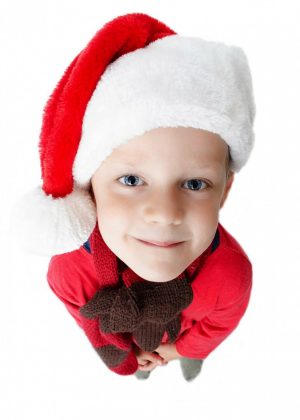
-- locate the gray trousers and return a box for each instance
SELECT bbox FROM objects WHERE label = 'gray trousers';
[134,357,204,382]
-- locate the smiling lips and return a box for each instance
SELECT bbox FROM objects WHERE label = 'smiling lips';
[136,238,184,248]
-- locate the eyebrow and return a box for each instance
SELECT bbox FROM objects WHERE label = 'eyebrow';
[108,161,225,182]
[111,161,223,171]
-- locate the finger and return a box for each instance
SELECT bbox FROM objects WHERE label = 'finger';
[152,351,165,362]
[139,364,153,370]
[138,356,153,365]
[139,361,158,371]
[147,353,163,365]
[138,364,151,371]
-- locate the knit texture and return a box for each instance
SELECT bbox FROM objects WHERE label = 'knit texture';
[78,222,195,375]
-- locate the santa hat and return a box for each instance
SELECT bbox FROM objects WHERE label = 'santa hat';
[10,12,256,256]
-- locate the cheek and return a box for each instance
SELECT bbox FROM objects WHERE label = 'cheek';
[96,195,131,231]
[192,196,220,216]
[188,201,219,237]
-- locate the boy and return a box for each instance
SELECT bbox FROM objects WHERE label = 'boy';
[89,125,235,381]
[10,13,255,382]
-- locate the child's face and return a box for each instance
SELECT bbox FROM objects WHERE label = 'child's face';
[91,127,234,283]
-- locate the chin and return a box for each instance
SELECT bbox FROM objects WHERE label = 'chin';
[140,276,176,283]
[132,266,186,283]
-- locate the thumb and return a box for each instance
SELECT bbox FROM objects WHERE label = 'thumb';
[147,352,164,364]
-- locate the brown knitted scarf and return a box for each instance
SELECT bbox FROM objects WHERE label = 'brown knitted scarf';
[79,222,212,374]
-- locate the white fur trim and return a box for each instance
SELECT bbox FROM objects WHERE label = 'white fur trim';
[9,184,97,256]
[73,34,255,184]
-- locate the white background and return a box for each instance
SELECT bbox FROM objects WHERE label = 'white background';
[1,0,300,419]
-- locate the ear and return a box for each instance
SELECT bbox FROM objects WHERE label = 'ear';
[220,171,235,209]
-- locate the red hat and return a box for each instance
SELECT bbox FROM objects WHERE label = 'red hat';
[10,12,255,256]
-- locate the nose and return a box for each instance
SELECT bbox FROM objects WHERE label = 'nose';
[142,189,184,225]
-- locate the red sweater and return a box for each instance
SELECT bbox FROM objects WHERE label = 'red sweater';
[47,222,252,360]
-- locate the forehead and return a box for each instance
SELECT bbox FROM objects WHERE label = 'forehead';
[107,127,228,165]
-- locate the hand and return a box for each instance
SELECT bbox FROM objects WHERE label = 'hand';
[133,344,168,372]
[154,343,183,362]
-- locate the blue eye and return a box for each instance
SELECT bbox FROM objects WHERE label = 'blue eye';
[118,175,143,186]
[117,175,209,191]
[184,179,208,191]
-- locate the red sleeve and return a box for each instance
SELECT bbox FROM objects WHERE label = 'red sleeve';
[46,254,86,328]
[175,254,252,359]
[46,252,139,375]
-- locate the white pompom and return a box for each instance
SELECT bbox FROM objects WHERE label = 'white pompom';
[9,184,97,256]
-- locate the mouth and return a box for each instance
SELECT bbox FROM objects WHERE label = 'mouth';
[134,238,185,248]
